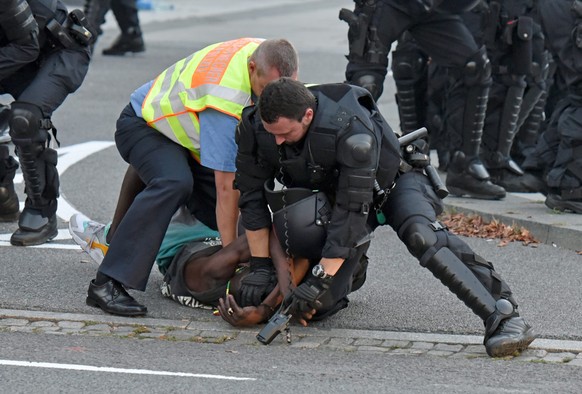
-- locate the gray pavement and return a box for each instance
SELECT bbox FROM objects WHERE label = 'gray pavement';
[439,177,582,253]
[1,0,580,371]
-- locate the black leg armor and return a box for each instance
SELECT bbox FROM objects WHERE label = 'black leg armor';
[482,75,526,175]
[83,0,111,36]
[0,105,12,144]
[445,46,506,199]
[382,171,534,355]
[399,216,517,342]
[341,0,390,100]
[0,144,20,222]
[514,49,552,169]
[9,102,59,245]
[392,33,429,134]
[481,74,545,193]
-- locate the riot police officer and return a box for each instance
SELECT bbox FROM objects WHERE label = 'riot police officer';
[461,1,547,193]
[523,0,582,213]
[0,0,93,245]
[234,78,536,357]
[340,0,506,200]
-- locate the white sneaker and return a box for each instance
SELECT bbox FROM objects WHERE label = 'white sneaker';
[68,213,109,265]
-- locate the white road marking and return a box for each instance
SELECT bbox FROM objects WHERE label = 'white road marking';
[0,359,256,381]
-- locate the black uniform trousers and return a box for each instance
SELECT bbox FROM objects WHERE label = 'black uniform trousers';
[375,170,515,303]
[0,46,91,208]
[347,1,479,80]
[534,0,582,191]
[98,104,216,291]
[1,46,90,123]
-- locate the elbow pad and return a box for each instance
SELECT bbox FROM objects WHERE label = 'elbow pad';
[336,133,377,213]
[0,0,39,43]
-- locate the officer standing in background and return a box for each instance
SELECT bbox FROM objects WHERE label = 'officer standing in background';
[464,0,546,193]
[0,0,93,245]
[83,0,145,55]
[234,78,536,357]
[340,0,507,200]
[523,0,582,214]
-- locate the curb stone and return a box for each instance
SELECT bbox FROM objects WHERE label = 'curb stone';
[1,308,581,365]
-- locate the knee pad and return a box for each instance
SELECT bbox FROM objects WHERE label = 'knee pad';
[347,71,385,101]
[463,46,491,88]
[9,102,45,144]
[401,220,442,260]
[392,47,428,83]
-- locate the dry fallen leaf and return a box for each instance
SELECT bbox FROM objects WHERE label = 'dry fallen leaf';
[439,212,540,247]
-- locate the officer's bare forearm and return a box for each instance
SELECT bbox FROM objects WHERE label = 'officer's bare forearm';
[215,170,239,246]
[245,227,270,257]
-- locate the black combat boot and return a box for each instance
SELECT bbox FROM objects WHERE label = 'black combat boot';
[446,151,506,200]
[545,188,582,214]
[0,105,10,143]
[485,316,537,357]
[488,167,546,193]
[102,27,145,56]
[10,210,58,246]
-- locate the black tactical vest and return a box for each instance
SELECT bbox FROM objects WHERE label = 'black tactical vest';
[252,83,401,191]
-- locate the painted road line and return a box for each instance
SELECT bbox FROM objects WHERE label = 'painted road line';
[0,359,256,381]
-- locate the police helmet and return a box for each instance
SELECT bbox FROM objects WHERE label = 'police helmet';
[264,180,331,260]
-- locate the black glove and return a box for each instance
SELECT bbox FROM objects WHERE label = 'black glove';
[284,275,333,320]
[239,257,276,307]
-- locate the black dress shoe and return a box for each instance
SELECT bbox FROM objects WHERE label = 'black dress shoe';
[86,279,147,316]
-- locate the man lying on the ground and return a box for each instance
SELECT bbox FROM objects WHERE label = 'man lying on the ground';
[71,209,309,327]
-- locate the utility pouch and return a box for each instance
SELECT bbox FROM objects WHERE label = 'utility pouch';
[66,9,94,46]
[512,16,533,74]
[46,18,74,48]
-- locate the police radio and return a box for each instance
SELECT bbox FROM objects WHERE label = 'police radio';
[257,305,292,345]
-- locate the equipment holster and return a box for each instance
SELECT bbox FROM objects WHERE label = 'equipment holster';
[46,9,94,48]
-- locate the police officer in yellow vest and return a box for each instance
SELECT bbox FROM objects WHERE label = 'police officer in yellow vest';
[83,38,298,316]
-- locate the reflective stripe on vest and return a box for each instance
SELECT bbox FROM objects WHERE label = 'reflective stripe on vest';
[142,38,263,159]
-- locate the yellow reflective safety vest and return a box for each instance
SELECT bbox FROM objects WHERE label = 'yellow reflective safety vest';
[141,37,263,161]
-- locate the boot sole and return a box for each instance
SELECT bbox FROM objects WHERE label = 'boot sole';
[10,228,58,247]
[545,197,582,214]
[102,48,145,56]
[447,185,505,201]
[486,329,537,357]
[86,296,147,317]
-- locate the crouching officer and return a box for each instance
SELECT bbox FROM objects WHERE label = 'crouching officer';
[235,78,536,357]
[0,0,93,245]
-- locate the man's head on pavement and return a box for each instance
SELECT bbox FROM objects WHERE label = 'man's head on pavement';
[258,77,315,145]
[248,39,298,97]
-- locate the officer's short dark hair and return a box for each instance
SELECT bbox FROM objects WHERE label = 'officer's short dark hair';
[259,78,316,123]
